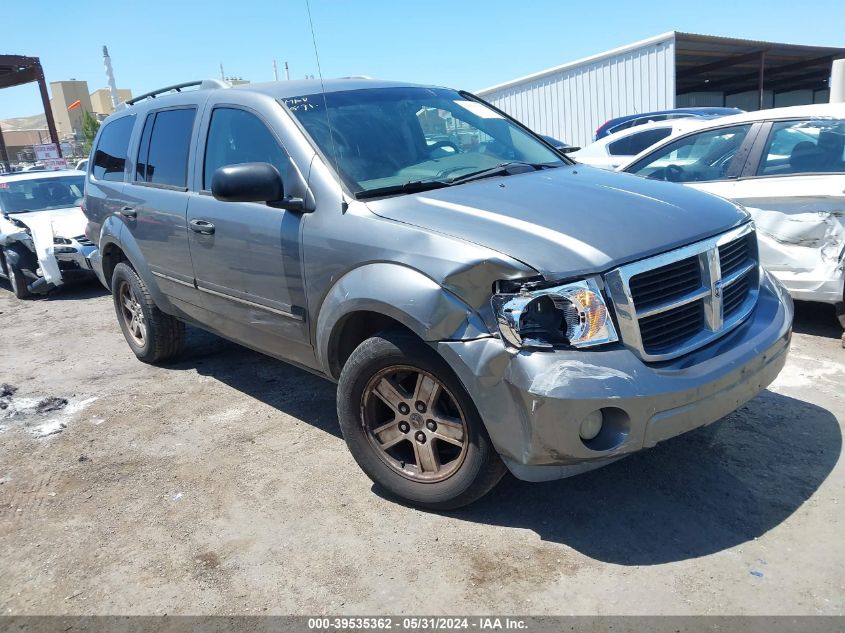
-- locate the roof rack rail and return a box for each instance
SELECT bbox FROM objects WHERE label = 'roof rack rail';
[126,79,229,106]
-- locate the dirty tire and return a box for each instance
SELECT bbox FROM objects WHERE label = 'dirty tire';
[337,330,506,510]
[2,251,30,300]
[111,262,184,363]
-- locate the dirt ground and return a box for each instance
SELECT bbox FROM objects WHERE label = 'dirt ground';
[1,279,843,616]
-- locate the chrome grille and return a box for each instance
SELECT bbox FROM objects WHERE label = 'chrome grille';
[639,299,705,353]
[604,223,759,362]
[629,255,701,310]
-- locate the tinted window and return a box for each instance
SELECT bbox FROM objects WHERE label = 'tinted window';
[627,124,751,183]
[608,128,672,156]
[203,108,290,190]
[757,119,845,176]
[138,108,195,188]
[92,115,134,181]
[134,114,154,182]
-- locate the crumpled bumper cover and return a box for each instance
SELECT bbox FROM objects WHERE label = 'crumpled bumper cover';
[436,270,793,481]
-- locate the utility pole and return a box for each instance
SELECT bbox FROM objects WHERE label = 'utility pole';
[273,59,278,81]
[219,63,225,81]
[284,61,290,81]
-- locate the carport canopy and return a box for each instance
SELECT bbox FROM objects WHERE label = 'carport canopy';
[0,54,61,168]
[674,32,845,108]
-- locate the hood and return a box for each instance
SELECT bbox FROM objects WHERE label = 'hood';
[366,165,749,278]
[8,206,87,239]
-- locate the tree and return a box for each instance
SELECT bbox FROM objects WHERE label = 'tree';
[81,110,100,155]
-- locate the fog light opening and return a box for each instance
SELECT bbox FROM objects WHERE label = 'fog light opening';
[579,410,604,441]
[579,407,631,452]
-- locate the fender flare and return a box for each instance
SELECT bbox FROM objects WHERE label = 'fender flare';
[98,216,174,313]
[315,262,490,376]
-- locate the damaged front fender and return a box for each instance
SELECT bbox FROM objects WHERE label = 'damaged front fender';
[315,262,495,378]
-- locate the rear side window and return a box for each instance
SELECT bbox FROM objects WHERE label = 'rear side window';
[608,128,672,156]
[757,119,845,176]
[202,107,290,190]
[92,116,134,181]
[135,108,196,188]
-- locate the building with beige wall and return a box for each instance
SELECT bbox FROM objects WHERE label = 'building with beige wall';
[90,88,133,116]
[49,80,93,141]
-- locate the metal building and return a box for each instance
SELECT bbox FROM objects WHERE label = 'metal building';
[477,32,845,148]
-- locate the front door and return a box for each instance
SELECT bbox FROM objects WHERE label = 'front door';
[186,105,310,362]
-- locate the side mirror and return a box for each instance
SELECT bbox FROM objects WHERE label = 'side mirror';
[211,162,307,211]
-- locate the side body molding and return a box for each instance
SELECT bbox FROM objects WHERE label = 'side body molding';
[315,263,491,378]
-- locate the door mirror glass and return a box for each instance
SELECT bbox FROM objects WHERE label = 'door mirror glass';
[211,162,283,203]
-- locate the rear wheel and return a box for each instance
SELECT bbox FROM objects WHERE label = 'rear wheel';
[111,262,184,363]
[337,331,506,509]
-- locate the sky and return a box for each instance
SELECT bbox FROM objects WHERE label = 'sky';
[1,0,844,120]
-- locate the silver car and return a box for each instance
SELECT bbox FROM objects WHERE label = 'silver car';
[83,78,793,508]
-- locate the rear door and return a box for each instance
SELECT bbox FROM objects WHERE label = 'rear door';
[124,104,203,309]
[726,117,845,301]
[186,103,311,361]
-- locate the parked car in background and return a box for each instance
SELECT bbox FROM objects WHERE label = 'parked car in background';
[84,78,791,508]
[595,106,743,140]
[571,119,698,169]
[0,170,97,298]
[620,103,845,342]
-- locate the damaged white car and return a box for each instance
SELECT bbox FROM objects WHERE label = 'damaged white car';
[621,103,845,341]
[0,170,97,298]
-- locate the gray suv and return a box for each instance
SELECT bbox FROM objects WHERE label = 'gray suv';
[83,78,793,509]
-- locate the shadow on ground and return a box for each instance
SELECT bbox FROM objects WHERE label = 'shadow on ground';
[0,278,109,302]
[168,325,341,439]
[443,390,840,565]
[100,305,839,567]
[792,300,842,340]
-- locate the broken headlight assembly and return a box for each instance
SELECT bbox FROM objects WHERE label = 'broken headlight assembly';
[491,277,618,349]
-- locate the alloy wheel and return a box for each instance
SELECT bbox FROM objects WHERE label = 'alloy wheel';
[361,365,469,483]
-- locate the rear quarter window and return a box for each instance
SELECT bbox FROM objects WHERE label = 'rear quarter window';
[92,116,134,182]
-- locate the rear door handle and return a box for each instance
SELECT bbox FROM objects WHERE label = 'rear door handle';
[189,219,215,235]
[119,206,137,219]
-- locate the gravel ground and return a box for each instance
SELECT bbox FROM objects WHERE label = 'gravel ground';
[1,279,843,615]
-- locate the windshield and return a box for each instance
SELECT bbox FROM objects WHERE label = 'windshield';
[0,175,85,213]
[283,87,565,196]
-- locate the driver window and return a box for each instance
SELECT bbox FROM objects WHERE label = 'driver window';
[629,124,751,183]
[203,107,291,190]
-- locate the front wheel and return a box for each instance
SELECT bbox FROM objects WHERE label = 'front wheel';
[337,331,506,509]
[2,250,30,299]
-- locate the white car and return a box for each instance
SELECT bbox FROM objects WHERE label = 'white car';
[620,103,845,336]
[0,170,97,298]
[571,119,704,170]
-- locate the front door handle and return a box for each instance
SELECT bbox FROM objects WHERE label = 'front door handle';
[189,219,215,235]
[119,206,137,219]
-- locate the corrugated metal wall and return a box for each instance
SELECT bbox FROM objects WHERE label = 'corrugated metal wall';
[478,37,676,148]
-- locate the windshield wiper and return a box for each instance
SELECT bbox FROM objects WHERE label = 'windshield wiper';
[448,161,558,185]
[354,179,450,200]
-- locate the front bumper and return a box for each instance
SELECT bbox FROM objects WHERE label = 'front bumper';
[28,243,97,293]
[436,270,793,481]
